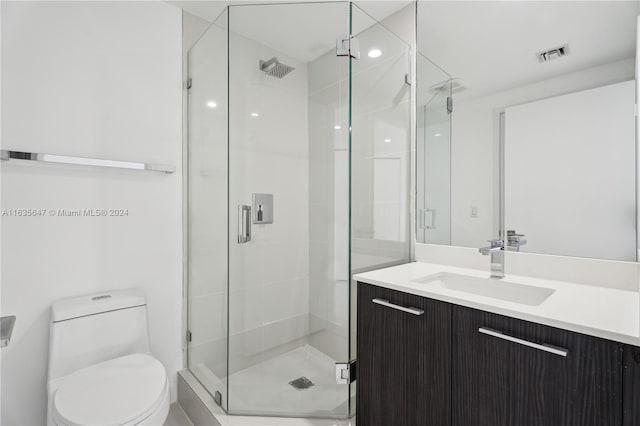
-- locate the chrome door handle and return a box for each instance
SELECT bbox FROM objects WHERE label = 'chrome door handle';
[372,298,424,316]
[238,205,251,243]
[479,327,568,357]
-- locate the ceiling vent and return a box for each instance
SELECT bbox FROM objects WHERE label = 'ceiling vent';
[537,44,570,63]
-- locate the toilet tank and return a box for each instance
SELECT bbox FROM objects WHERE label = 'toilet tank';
[48,289,150,383]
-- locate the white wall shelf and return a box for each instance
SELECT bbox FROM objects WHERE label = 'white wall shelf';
[0,150,176,174]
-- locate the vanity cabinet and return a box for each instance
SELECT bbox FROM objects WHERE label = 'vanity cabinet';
[357,282,638,426]
[624,345,640,426]
[356,283,451,426]
[452,305,623,426]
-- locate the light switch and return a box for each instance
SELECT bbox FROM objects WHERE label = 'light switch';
[471,206,478,218]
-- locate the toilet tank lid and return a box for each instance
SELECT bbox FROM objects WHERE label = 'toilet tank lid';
[52,289,146,322]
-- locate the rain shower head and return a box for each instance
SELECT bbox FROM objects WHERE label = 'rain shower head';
[259,57,295,79]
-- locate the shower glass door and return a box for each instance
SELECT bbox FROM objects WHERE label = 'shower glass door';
[226,2,352,418]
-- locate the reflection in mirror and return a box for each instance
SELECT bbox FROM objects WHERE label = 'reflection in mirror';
[417,1,639,261]
[417,54,452,246]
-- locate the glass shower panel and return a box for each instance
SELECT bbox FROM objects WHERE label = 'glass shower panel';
[349,7,412,414]
[227,2,351,418]
[416,53,452,244]
[186,10,229,410]
[349,6,411,269]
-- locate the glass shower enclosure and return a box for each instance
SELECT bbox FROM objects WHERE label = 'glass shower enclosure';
[186,1,411,419]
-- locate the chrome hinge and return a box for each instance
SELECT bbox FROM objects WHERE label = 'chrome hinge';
[186,78,193,90]
[214,390,223,406]
[186,330,192,342]
[447,96,453,114]
[336,35,360,59]
[335,359,357,384]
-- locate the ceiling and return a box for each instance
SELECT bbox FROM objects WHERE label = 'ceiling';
[417,1,639,101]
[169,0,411,62]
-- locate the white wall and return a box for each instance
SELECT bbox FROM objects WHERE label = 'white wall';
[505,81,636,261]
[0,3,182,425]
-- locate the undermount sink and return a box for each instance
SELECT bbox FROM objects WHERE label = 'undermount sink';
[412,272,555,306]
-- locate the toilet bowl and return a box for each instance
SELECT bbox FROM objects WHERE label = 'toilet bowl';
[51,353,170,426]
[47,290,170,426]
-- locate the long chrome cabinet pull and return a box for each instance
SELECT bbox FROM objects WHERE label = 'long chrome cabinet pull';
[479,327,568,357]
[238,205,251,243]
[372,298,424,316]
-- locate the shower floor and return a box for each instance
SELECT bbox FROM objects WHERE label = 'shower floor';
[192,345,352,418]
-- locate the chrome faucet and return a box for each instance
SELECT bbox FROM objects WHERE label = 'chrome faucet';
[506,230,527,252]
[479,239,505,279]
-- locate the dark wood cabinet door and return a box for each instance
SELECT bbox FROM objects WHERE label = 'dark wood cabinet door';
[623,344,640,426]
[452,305,623,426]
[357,283,451,426]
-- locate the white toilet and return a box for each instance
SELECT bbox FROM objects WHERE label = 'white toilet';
[46,289,170,426]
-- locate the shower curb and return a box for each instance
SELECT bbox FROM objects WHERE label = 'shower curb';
[178,370,222,426]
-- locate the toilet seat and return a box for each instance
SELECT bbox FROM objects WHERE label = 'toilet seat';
[52,353,169,426]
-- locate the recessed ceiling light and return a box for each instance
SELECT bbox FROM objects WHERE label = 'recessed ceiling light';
[434,133,442,137]
[368,49,382,58]
[251,112,259,117]
[384,138,391,143]
[206,101,217,109]
[334,125,341,130]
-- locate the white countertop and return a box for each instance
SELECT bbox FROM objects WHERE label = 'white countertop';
[354,261,640,346]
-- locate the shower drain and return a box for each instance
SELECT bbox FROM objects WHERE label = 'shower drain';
[289,376,314,390]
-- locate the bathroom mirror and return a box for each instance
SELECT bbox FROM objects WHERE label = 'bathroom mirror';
[417,1,639,262]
